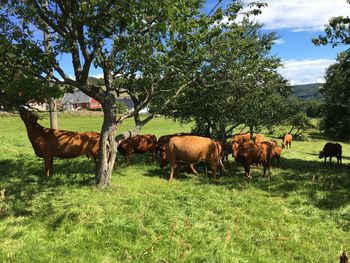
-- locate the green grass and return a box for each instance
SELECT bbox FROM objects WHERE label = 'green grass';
[1,113,350,262]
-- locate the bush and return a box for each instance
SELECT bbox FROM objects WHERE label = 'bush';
[116,101,128,114]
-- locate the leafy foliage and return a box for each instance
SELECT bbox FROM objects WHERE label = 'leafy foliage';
[154,17,290,139]
[319,52,350,140]
[115,101,128,114]
[0,35,61,111]
[312,6,350,140]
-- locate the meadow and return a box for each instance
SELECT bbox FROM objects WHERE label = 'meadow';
[1,113,350,262]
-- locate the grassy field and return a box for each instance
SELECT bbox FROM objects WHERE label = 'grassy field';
[1,113,350,262]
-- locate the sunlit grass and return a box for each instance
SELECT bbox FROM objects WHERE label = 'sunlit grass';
[0,113,350,262]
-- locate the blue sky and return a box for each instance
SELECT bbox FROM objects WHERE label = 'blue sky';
[235,0,350,85]
[61,0,350,85]
[205,0,350,84]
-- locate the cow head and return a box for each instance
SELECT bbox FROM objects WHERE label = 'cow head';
[231,140,240,158]
[19,107,39,123]
[318,150,325,159]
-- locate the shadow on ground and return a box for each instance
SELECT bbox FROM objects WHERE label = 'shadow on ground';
[2,151,350,225]
[0,157,95,219]
[218,157,350,212]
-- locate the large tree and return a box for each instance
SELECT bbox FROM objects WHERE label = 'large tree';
[318,52,350,140]
[312,1,350,140]
[154,13,290,140]
[1,1,267,187]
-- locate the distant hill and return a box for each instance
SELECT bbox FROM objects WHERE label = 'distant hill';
[291,83,323,100]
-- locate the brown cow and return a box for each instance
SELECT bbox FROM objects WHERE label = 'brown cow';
[282,134,293,149]
[234,141,273,179]
[254,134,265,143]
[262,140,282,163]
[161,136,223,181]
[271,145,283,163]
[319,142,342,165]
[231,140,240,158]
[156,133,191,158]
[232,132,251,143]
[19,107,100,177]
[263,139,278,147]
[117,134,157,165]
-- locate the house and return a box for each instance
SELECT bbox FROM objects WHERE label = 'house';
[61,89,148,113]
[61,89,102,110]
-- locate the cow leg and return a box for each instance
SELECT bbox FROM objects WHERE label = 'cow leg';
[329,156,332,166]
[244,165,251,179]
[213,168,217,181]
[339,154,342,164]
[324,157,326,165]
[262,164,267,177]
[189,163,199,176]
[113,157,118,170]
[151,150,156,164]
[125,154,131,166]
[169,163,175,181]
[44,156,53,176]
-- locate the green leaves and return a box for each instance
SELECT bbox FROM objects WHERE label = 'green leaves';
[319,52,350,140]
[151,4,289,140]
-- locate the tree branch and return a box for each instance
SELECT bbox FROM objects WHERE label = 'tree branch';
[33,0,68,36]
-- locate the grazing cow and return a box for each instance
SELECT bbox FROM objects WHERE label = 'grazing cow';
[263,139,278,147]
[271,145,283,163]
[254,134,265,143]
[262,140,282,163]
[117,134,157,165]
[161,135,223,181]
[232,132,251,143]
[19,107,100,177]
[282,134,293,149]
[156,133,191,158]
[319,142,342,165]
[234,141,273,179]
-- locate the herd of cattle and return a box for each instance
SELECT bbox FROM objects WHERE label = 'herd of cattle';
[19,107,344,180]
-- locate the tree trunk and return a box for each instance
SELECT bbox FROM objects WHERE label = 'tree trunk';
[49,100,58,129]
[95,102,117,188]
[288,125,294,134]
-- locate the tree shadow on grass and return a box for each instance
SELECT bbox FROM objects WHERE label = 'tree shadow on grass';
[0,157,96,219]
[220,157,350,212]
[308,132,327,140]
[115,152,155,167]
[142,164,203,182]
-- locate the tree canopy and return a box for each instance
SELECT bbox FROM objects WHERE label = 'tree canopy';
[319,52,350,140]
[312,1,350,140]
[152,16,290,140]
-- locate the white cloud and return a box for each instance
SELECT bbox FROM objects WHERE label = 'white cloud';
[278,58,335,85]
[273,38,285,45]
[245,0,350,31]
[91,73,104,79]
